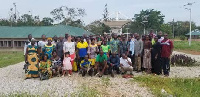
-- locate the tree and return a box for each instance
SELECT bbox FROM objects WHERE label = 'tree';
[50,6,86,27]
[85,20,110,35]
[103,4,109,21]
[41,17,54,26]
[134,9,165,33]
[160,23,173,37]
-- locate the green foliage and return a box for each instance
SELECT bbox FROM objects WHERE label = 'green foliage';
[71,85,101,97]
[179,35,186,40]
[172,21,196,37]
[41,17,54,26]
[0,51,24,68]
[133,75,200,97]
[85,20,111,35]
[160,23,173,37]
[174,41,200,52]
[134,9,165,32]
[50,6,86,28]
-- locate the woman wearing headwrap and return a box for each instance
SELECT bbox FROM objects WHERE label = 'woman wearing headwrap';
[25,38,40,79]
[43,38,55,59]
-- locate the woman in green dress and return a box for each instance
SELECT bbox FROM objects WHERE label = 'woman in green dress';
[25,38,40,79]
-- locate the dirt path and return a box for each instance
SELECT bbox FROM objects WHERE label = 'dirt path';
[0,62,153,97]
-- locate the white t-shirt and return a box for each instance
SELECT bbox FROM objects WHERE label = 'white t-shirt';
[158,37,164,43]
[120,57,132,67]
[63,42,75,54]
[38,41,47,48]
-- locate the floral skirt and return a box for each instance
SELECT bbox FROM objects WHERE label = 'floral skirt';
[143,49,151,69]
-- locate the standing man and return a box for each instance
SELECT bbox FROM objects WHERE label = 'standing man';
[134,34,143,72]
[110,34,119,55]
[63,33,69,42]
[158,31,164,43]
[24,34,33,56]
[38,34,47,58]
[52,35,58,46]
[161,34,173,76]
[56,36,64,60]
[77,37,88,71]
[118,36,129,57]
[128,36,135,67]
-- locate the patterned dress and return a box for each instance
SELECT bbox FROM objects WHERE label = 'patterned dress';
[43,44,55,59]
[26,45,39,78]
[51,57,62,69]
[39,60,52,78]
[110,39,119,53]
[87,44,98,65]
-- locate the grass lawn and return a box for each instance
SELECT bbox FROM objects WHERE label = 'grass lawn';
[133,75,200,97]
[0,51,24,68]
[174,41,200,52]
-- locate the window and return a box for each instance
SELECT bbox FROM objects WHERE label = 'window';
[4,41,7,47]
[18,41,21,47]
[0,41,3,47]
[8,41,11,47]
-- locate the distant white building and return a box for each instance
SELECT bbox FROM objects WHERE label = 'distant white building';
[102,11,132,35]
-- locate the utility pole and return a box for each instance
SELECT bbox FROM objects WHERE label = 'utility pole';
[172,18,175,38]
[184,2,195,46]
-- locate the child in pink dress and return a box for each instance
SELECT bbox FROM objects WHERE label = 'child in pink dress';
[62,52,73,77]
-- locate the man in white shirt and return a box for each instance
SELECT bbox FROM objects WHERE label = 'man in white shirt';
[158,31,164,43]
[119,53,133,75]
[38,34,47,49]
[24,34,37,55]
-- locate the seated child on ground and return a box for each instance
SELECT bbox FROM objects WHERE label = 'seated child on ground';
[80,55,93,77]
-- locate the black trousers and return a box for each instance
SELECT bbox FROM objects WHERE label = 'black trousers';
[128,51,135,68]
[107,63,120,74]
[161,57,170,75]
[152,57,162,75]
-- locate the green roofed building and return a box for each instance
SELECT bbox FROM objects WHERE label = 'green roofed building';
[185,29,200,39]
[0,25,94,50]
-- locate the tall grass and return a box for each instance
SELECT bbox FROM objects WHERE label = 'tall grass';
[174,41,200,52]
[133,75,200,97]
[0,51,24,68]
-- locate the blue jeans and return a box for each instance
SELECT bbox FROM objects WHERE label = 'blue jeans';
[162,57,170,75]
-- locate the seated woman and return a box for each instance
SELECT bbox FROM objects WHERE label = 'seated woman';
[39,54,52,80]
[80,55,93,77]
[51,51,62,77]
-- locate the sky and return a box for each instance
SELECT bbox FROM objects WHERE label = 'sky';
[0,0,199,26]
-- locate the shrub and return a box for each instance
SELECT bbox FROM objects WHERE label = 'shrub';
[171,54,197,66]
[179,35,186,40]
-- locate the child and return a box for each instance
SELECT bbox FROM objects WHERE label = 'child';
[62,52,73,77]
[80,55,93,77]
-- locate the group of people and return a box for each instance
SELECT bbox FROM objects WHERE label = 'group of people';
[24,31,173,80]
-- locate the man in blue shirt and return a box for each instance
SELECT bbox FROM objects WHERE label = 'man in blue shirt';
[107,52,120,77]
[128,36,135,68]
